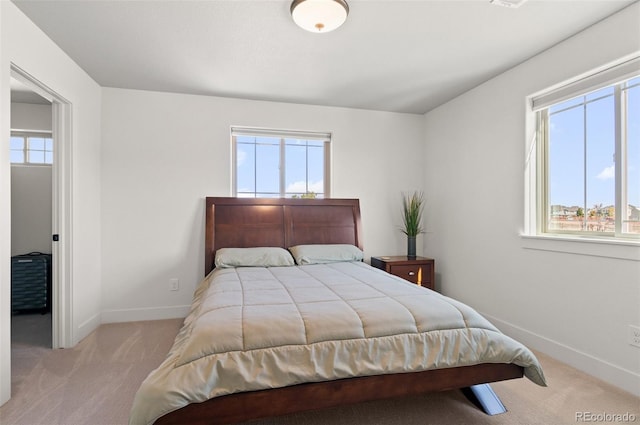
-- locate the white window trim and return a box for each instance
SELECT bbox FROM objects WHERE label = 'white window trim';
[521,234,639,261]
[523,54,640,260]
[231,126,331,198]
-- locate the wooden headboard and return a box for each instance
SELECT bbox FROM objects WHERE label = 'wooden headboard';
[205,197,363,275]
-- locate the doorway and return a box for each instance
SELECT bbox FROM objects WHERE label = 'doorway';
[9,77,53,350]
[9,64,73,350]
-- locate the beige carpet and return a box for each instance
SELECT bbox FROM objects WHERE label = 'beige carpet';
[0,318,638,425]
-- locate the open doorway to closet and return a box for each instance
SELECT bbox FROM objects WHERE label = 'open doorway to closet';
[8,65,74,355]
[9,78,53,350]
[2,64,74,410]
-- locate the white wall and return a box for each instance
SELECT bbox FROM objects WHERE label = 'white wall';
[101,88,425,321]
[423,3,640,395]
[10,166,52,256]
[10,102,51,131]
[0,0,7,407]
[0,1,102,406]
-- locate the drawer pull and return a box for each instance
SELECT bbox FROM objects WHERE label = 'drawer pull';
[408,271,415,276]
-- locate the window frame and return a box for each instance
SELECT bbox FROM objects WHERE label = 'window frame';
[231,127,331,198]
[10,131,54,165]
[526,55,640,248]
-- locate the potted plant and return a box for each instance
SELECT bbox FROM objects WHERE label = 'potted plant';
[400,191,424,258]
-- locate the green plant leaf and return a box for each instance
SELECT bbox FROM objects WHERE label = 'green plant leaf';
[400,191,424,237]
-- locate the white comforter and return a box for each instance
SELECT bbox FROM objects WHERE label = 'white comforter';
[129,262,546,425]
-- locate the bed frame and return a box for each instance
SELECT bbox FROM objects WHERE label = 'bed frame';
[154,197,524,425]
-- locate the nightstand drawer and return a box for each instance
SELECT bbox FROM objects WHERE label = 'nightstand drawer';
[389,264,430,285]
[371,256,435,291]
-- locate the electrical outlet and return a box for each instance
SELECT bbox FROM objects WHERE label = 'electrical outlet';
[169,278,180,291]
[629,325,640,348]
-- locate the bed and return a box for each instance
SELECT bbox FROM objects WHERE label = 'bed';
[129,197,546,425]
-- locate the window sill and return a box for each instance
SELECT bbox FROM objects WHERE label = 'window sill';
[520,234,640,261]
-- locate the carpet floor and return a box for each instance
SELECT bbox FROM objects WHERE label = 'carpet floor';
[0,317,638,425]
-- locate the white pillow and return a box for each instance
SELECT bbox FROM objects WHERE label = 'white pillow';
[289,244,364,265]
[214,247,295,268]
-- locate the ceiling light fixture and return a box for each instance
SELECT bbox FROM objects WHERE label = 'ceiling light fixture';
[290,0,349,33]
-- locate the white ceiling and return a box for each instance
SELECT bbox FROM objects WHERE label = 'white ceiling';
[11,0,638,114]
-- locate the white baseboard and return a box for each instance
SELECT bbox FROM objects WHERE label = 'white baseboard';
[101,305,190,324]
[483,312,640,397]
[75,312,101,345]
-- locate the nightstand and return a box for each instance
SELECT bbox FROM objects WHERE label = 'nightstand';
[370,256,435,291]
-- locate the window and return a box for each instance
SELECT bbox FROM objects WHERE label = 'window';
[531,59,639,240]
[10,132,53,165]
[232,127,330,198]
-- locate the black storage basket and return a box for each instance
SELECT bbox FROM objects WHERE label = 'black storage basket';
[11,252,52,314]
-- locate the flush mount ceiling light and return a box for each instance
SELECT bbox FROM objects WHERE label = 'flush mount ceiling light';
[290,0,349,33]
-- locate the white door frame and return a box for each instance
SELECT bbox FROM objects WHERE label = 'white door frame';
[10,64,74,349]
